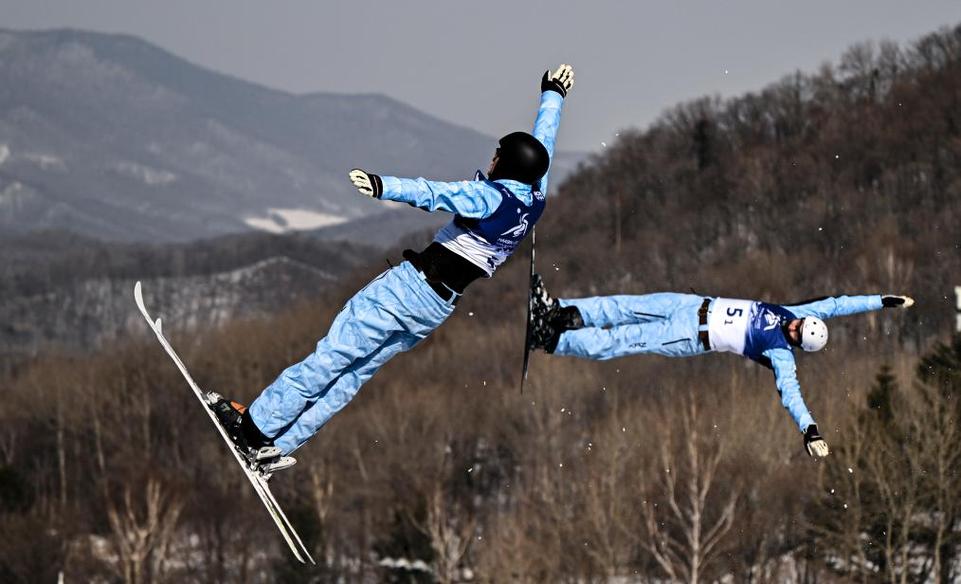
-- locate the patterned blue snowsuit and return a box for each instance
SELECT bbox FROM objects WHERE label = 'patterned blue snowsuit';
[555,293,883,432]
[248,91,566,454]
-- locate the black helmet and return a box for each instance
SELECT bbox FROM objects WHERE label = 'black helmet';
[490,132,549,185]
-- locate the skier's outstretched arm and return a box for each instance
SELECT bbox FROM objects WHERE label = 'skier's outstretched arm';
[533,64,573,196]
[764,347,817,431]
[786,294,914,321]
[350,171,504,218]
[345,65,572,216]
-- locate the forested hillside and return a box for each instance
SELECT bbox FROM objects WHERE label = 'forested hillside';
[2,24,960,584]
[538,30,959,339]
[0,230,377,372]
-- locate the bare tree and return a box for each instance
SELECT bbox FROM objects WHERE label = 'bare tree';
[308,460,334,568]
[0,414,18,466]
[400,436,477,584]
[915,379,961,584]
[640,396,738,583]
[413,485,476,584]
[810,410,874,582]
[106,478,184,584]
[862,375,923,584]
[913,341,961,584]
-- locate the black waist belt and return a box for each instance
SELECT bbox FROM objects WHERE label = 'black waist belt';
[403,242,486,303]
[697,298,711,351]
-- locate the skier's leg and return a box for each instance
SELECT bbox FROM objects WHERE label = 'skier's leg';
[249,265,414,438]
[250,261,454,444]
[270,330,421,455]
[554,294,706,359]
[559,293,701,328]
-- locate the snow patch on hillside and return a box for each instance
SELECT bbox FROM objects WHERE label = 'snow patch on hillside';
[0,182,28,208]
[245,208,348,233]
[24,152,66,171]
[111,161,177,186]
[227,256,336,282]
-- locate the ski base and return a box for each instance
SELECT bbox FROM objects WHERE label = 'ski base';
[134,281,315,565]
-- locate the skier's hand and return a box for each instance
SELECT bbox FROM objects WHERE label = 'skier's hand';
[541,64,574,98]
[882,295,914,308]
[803,424,830,458]
[349,169,383,199]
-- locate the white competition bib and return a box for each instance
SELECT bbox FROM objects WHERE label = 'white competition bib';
[707,298,756,355]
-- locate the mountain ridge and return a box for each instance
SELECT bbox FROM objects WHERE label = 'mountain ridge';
[0,28,583,243]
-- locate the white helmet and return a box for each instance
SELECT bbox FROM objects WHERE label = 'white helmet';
[800,317,829,352]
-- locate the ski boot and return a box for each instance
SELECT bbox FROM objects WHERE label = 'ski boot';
[530,273,557,322]
[206,392,296,477]
[529,274,584,353]
[529,314,557,353]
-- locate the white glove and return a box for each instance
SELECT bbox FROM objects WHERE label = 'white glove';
[541,64,575,97]
[348,168,383,199]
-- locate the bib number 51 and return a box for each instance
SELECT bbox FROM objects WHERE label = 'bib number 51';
[724,306,743,325]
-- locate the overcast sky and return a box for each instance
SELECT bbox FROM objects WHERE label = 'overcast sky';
[4,1,961,151]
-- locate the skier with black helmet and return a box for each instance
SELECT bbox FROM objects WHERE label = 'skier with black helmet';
[209,65,574,473]
[527,275,914,459]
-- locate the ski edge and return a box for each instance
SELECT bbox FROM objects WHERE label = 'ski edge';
[520,228,536,393]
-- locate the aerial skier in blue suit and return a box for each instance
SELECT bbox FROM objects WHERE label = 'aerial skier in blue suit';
[527,275,914,458]
[210,65,575,473]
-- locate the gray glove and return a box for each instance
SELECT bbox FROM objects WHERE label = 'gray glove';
[541,64,574,97]
[348,169,383,199]
[804,424,830,458]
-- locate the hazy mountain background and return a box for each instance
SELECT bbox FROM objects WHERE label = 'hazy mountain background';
[0,28,582,368]
[0,28,582,243]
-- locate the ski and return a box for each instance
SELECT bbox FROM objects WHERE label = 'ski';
[133,281,315,565]
[521,227,536,393]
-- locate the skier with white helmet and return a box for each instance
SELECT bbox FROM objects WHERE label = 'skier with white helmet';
[208,65,574,474]
[528,276,914,458]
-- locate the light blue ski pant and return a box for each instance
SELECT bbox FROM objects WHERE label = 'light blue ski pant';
[555,293,710,360]
[248,261,455,454]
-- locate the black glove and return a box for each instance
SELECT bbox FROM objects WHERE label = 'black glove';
[881,295,914,308]
[803,424,830,458]
[541,64,574,98]
[348,169,383,199]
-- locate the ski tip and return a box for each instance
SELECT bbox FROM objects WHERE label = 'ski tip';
[300,547,316,565]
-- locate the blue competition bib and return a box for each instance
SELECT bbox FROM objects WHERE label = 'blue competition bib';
[453,175,545,257]
[743,302,797,362]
